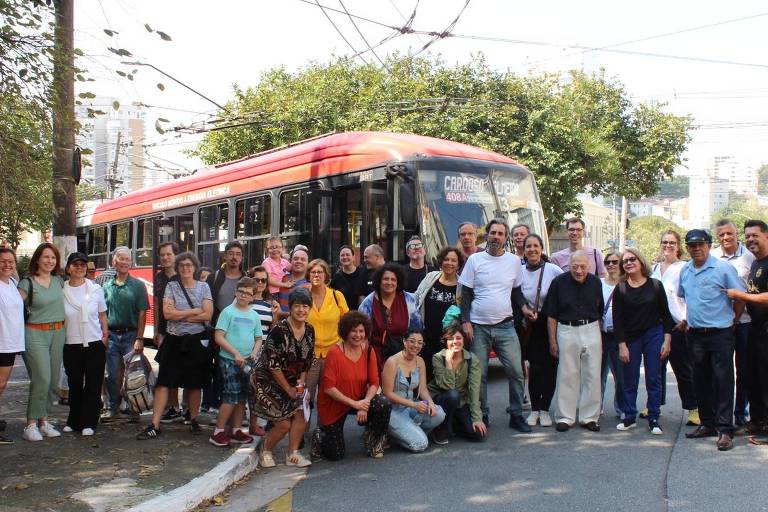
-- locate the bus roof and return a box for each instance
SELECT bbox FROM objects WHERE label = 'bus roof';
[84,131,521,224]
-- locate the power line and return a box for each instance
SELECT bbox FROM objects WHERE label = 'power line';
[413,0,471,57]
[312,0,369,65]
[337,0,388,69]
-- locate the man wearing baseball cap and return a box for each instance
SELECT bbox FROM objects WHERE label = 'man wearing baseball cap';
[678,229,745,451]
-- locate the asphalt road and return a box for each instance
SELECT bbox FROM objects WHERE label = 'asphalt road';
[274,361,768,512]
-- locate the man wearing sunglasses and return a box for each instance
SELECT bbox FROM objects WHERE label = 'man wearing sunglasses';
[403,236,434,293]
[679,229,745,451]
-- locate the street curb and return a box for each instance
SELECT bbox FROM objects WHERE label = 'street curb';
[126,437,262,512]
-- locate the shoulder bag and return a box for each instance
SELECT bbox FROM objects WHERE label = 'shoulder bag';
[519,266,545,347]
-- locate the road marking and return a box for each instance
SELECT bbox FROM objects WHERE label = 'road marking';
[266,490,292,512]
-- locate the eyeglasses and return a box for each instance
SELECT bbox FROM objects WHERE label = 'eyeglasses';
[405,338,424,347]
[407,243,424,250]
[253,278,267,284]
[309,270,325,275]
[621,257,638,265]
[660,241,678,245]
[604,260,619,266]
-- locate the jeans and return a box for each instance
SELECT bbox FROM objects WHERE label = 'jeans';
[63,341,106,430]
[471,320,525,417]
[688,328,735,433]
[432,390,484,441]
[734,322,750,419]
[747,322,768,425]
[388,404,445,452]
[621,325,664,421]
[106,330,136,411]
[600,331,625,416]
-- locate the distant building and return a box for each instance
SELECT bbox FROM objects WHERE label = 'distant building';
[713,155,758,196]
[76,97,146,197]
[629,201,654,218]
[688,172,729,229]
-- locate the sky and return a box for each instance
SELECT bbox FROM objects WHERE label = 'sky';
[74,0,768,182]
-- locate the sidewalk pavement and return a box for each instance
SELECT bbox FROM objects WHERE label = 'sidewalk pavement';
[0,350,261,512]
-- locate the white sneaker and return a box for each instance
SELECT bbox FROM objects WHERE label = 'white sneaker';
[38,422,61,438]
[539,411,553,427]
[526,411,539,426]
[63,425,74,433]
[81,428,95,437]
[23,424,43,442]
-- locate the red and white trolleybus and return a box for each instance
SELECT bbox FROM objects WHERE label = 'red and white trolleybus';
[77,131,548,337]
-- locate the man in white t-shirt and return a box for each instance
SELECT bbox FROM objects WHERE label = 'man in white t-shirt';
[459,218,530,432]
[550,217,606,278]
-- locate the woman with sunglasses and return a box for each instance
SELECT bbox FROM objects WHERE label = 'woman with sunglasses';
[613,248,675,435]
[382,329,445,452]
[650,230,698,426]
[600,251,626,420]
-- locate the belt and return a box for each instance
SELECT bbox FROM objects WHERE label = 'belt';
[560,319,598,327]
[26,321,65,331]
[109,326,136,334]
[688,327,730,334]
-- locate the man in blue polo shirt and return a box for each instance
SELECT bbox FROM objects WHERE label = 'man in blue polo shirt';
[679,229,745,451]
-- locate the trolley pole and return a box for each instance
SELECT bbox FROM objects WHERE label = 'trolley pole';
[52,0,77,262]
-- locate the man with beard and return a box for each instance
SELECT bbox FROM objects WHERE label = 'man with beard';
[459,218,530,432]
[726,220,768,440]
[277,245,310,312]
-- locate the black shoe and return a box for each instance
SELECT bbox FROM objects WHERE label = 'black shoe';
[556,422,570,432]
[136,424,161,440]
[0,419,6,431]
[189,419,202,435]
[509,415,532,433]
[183,409,192,425]
[430,426,450,445]
[160,408,183,424]
[580,421,600,432]
[685,426,718,439]
[482,415,490,428]
[0,434,13,444]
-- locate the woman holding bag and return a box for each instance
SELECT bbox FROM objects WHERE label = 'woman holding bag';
[518,234,562,427]
[138,252,213,440]
[62,253,108,436]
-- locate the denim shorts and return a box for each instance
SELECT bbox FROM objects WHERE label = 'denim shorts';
[218,357,249,404]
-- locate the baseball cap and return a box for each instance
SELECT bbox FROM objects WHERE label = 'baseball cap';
[66,252,89,266]
[684,229,712,244]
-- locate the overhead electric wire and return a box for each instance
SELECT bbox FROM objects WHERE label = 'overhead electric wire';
[337,0,388,69]
[312,0,369,65]
[413,0,471,57]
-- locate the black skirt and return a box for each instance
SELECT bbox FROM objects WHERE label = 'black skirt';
[156,332,212,389]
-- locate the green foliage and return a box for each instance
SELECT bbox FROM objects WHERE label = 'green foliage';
[0,93,53,249]
[757,163,768,195]
[626,215,687,263]
[712,199,767,229]
[656,175,690,199]
[76,182,105,213]
[191,56,692,230]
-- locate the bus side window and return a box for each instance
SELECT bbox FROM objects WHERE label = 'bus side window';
[88,225,109,269]
[236,195,271,269]
[110,221,133,252]
[136,219,153,267]
[280,188,312,253]
[198,203,229,270]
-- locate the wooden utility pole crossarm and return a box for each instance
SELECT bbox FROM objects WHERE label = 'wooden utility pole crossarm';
[52,0,77,261]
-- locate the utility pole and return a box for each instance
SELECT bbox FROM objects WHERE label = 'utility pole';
[619,196,628,251]
[52,0,77,261]
[106,131,123,198]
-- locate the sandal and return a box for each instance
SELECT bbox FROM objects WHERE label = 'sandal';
[286,450,312,468]
[259,450,276,468]
[249,424,266,437]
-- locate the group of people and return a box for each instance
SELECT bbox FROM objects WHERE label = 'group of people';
[0,216,766,464]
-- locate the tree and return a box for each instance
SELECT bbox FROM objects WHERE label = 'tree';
[712,199,766,236]
[757,163,768,195]
[192,56,691,231]
[626,215,686,262]
[0,93,52,249]
[656,175,689,199]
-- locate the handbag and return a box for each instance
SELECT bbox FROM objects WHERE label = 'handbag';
[519,266,545,347]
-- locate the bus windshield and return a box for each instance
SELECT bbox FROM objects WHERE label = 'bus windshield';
[417,164,547,254]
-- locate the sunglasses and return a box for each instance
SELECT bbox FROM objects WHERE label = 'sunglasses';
[253,278,267,284]
[660,241,678,245]
[621,256,638,265]
[604,259,619,265]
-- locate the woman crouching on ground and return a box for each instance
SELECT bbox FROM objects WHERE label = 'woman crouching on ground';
[311,311,391,460]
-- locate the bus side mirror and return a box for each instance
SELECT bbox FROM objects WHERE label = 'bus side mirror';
[399,180,416,230]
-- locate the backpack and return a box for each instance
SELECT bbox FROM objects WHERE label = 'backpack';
[122,352,155,413]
